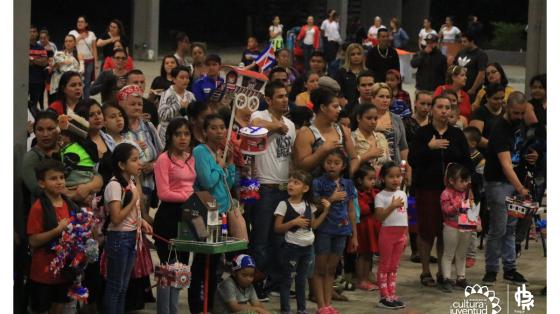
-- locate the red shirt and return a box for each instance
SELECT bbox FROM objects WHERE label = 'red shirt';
[48,100,65,115]
[358,189,378,216]
[27,199,71,284]
[434,84,472,120]
[103,56,134,72]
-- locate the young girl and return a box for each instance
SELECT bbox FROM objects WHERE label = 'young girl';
[374,161,407,309]
[354,164,380,291]
[103,143,153,314]
[312,149,358,314]
[274,170,330,314]
[295,72,320,108]
[440,163,478,292]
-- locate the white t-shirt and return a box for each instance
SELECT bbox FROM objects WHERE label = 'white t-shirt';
[69,30,97,60]
[303,27,316,45]
[250,110,296,184]
[269,24,283,39]
[274,200,317,246]
[418,28,438,45]
[321,20,341,42]
[104,177,141,232]
[375,190,408,227]
[368,25,386,40]
[440,26,461,43]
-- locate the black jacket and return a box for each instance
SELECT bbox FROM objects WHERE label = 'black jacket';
[410,48,447,91]
[366,45,400,82]
[334,68,359,105]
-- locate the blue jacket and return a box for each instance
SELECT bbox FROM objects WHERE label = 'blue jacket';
[192,75,224,103]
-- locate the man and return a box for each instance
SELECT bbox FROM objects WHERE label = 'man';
[454,32,488,101]
[174,32,191,67]
[410,33,447,92]
[345,70,375,116]
[249,81,296,300]
[126,69,159,127]
[482,92,536,286]
[192,54,224,103]
[29,25,48,110]
[366,28,400,83]
[289,51,326,100]
[265,67,297,111]
[467,15,484,44]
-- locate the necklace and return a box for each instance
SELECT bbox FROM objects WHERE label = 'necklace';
[377,45,388,59]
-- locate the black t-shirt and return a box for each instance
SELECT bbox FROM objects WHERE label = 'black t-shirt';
[454,47,488,92]
[484,117,525,182]
[471,104,504,141]
[100,33,129,58]
[366,46,400,83]
[150,76,173,91]
[29,43,47,84]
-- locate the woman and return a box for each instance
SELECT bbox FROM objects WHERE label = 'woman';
[297,16,321,71]
[75,99,110,160]
[91,48,129,103]
[69,15,98,99]
[434,65,471,119]
[371,83,408,165]
[352,103,390,170]
[157,65,196,144]
[49,71,83,115]
[408,95,471,287]
[295,72,320,108]
[186,101,213,147]
[153,118,196,314]
[524,74,546,126]
[418,18,438,49]
[389,17,409,49]
[190,42,208,83]
[103,41,134,72]
[269,15,284,50]
[438,16,461,56]
[149,55,178,104]
[191,114,236,314]
[275,48,299,85]
[472,62,514,111]
[367,16,386,46]
[320,9,342,64]
[469,83,505,149]
[97,19,129,65]
[334,43,366,106]
[49,35,83,104]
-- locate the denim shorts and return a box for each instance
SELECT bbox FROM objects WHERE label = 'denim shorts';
[314,232,347,256]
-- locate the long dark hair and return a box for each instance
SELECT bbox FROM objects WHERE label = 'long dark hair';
[444,162,470,188]
[102,102,129,133]
[289,169,314,203]
[64,34,79,60]
[111,142,138,187]
[379,161,399,189]
[77,15,90,31]
[57,71,82,106]
[484,62,509,87]
[352,103,376,131]
[160,55,179,78]
[353,163,376,191]
[164,117,194,162]
[107,19,126,37]
[75,98,102,122]
[310,87,336,114]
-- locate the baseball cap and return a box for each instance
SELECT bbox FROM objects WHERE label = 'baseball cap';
[318,76,342,97]
[424,33,438,45]
[232,254,256,271]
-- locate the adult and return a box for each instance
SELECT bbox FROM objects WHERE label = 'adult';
[69,15,98,99]
[249,81,296,298]
[481,92,535,286]
[149,55,178,105]
[29,25,48,110]
[469,83,505,150]
[410,33,447,92]
[274,48,299,85]
[367,16,386,46]
[75,99,110,161]
[525,74,546,126]
[454,32,488,101]
[191,114,236,313]
[157,65,196,144]
[297,16,321,71]
[153,118,196,314]
[366,28,400,83]
[48,71,83,115]
[190,42,208,83]
[192,54,225,103]
[347,16,367,45]
[290,51,326,101]
[49,35,82,104]
[334,43,366,106]
[269,16,284,50]
[467,15,484,44]
[371,83,408,165]
[37,29,57,54]
[472,63,514,111]
[389,17,409,49]
[438,16,461,56]
[102,41,134,72]
[173,32,191,67]
[186,101,213,147]
[126,69,159,127]
[352,103,390,170]
[345,70,375,117]
[97,19,129,65]
[321,9,343,64]
[91,48,129,103]
[434,65,471,119]
[418,18,438,49]
[408,95,472,287]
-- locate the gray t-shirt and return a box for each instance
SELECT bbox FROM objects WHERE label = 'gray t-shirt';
[213,276,258,314]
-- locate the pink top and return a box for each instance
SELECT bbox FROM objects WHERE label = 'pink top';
[154,152,196,203]
[440,187,468,229]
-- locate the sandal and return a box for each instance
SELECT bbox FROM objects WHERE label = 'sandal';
[358,281,378,291]
[420,273,437,287]
[332,290,349,302]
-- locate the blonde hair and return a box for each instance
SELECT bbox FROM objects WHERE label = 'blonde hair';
[446,65,466,84]
[342,43,365,71]
[372,82,393,99]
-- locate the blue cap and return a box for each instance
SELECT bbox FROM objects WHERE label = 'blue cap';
[232,254,256,271]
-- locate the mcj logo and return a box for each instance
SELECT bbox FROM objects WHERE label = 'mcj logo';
[514,284,534,311]
[450,284,501,314]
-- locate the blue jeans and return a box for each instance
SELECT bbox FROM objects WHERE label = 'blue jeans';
[485,182,518,273]
[249,185,288,290]
[280,243,313,313]
[103,231,137,314]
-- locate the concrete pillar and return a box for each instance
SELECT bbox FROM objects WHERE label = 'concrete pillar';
[132,0,160,60]
[14,0,31,239]
[327,0,348,41]
[402,0,431,49]
[525,0,546,93]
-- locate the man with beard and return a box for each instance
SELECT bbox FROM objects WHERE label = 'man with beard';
[482,91,538,286]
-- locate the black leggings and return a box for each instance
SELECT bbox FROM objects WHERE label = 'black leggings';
[153,201,189,263]
[188,254,220,313]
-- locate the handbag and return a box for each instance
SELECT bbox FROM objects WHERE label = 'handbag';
[154,247,191,289]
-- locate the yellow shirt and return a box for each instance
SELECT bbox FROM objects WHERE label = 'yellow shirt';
[295,92,311,107]
[473,85,514,110]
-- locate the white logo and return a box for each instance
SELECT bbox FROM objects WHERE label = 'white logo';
[457,56,472,67]
[450,284,501,314]
[515,284,534,311]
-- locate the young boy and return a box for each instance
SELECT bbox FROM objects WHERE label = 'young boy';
[27,159,80,314]
[213,254,269,314]
[241,36,260,67]
[192,54,225,103]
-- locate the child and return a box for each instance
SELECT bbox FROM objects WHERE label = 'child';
[295,72,320,109]
[241,36,260,67]
[374,161,408,309]
[213,254,269,314]
[103,142,153,314]
[354,164,380,291]
[312,149,358,314]
[386,70,411,119]
[440,163,480,292]
[274,170,330,314]
[27,160,81,314]
[442,90,468,129]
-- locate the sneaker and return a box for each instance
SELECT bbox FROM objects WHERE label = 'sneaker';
[325,305,340,314]
[482,271,497,286]
[378,298,399,309]
[455,278,469,289]
[255,285,270,302]
[439,279,454,293]
[436,273,444,285]
[390,296,405,309]
[316,307,330,314]
[269,290,280,297]
[466,257,476,268]
[504,270,529,286]
[358,280,377,291]
[429,255,438,263]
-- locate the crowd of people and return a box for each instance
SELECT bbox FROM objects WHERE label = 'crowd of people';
[18,10,547,314]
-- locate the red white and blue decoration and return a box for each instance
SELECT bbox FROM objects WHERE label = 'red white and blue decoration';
[254,43,276,72]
